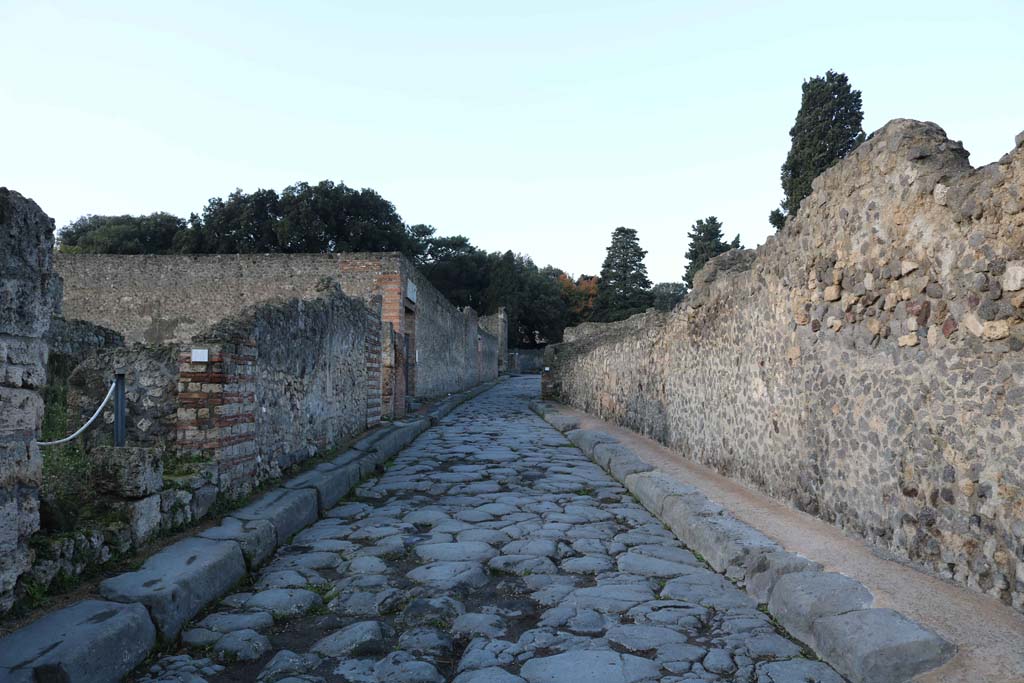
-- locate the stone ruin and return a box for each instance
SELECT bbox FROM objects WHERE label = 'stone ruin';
[545,120,1024,611]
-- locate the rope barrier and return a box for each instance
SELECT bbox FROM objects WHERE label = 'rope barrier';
[36,380,116,447]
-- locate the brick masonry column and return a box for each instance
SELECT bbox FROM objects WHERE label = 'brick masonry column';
[365,302,383,426]
[0,189,60,613]
[176,340,257,495]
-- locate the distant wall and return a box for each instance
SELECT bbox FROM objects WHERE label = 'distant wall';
[335,252,500,399]
[510,348,545,374]
[546,120,1024,610]
[480,309,509,372]
[57,252,500,405]
[56,254,346,345]
[0,189,60,612]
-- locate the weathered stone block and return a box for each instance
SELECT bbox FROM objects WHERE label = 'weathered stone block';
[283,462,360,513]
[199,515,276,569]
[592,442,634,471]
[566,429,617,457]
[99,536,246,640]
[0,599,155,683]
[232,487,318,543]
[606,449,654,482]
[744,549,823,604]
[93,446,163,498]
[768,571,874,649]
[623,471,700,518]
[124,494,161,546]
[812,608,955,683]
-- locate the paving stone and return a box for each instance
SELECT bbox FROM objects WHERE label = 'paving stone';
[415,541,498,563]
[99,537,246,640]
[0,599,155,683]
[311,620,391,658]
[257,650,321,682]
[452,612,509,639]
[407,561,489,589]
[213,628,271,661]
[373,651,444,683]
[768,571,874,648]
[453,666,526,683]
[519,650,660,683]
[282,463,360,513]
[399,627,454,657]
[812,608,955,683]
[744,550,824,604]
[245,588,323,618]
[198,611,274,633]
[198,516,277,568]
[755,659,845,683]
[233,488,319,543]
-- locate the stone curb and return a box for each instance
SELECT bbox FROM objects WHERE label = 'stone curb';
[531,400,956,683]
[0,379,503,683]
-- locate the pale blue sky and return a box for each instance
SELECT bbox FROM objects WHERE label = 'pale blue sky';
[2,1,1022,283]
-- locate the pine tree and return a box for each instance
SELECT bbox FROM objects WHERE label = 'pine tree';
[769,70,864,230]
[683,216,739,290]
[592,227,654,322]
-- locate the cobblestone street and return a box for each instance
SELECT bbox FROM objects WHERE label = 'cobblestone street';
[138,377,843,683]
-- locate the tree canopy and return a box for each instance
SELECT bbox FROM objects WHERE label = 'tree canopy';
[591,227,654,322]
[683,216,740,290]
[58,213,185,254]
[57,180,591,348]
[769,70,864,230]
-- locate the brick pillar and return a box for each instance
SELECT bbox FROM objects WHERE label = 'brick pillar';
[0,189,60,613]
[365,303,382,426]
[176,340,257,495]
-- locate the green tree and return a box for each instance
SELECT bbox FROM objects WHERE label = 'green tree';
[683,216,740,290]
[769,70,864,230]
[592,227,653,322]
[58,213,185,254]
[651,282,686,311]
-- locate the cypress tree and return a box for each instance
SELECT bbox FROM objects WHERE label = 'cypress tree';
[769,70,864,230]
[683,216,739,290]
[592,227,654,322]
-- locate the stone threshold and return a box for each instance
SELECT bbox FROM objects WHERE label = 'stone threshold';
[528,399,999,683]
[0,378,504,683]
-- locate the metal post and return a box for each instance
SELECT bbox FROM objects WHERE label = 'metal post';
[114,372,126,447]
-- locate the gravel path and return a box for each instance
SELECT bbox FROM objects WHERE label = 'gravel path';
[136,376,844,683]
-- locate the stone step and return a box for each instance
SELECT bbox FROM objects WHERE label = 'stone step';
[0,599,154,683]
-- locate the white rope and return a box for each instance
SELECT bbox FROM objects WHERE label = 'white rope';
[36,380,116,447]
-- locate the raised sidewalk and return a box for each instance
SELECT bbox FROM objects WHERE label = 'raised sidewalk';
[531,399,1024,683]
[0,379,502,683]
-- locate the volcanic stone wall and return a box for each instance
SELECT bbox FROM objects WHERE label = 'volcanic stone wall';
[545,120,1024,609]
[56,253,347,345]
[0,189,60,612]
[192,284,371,492]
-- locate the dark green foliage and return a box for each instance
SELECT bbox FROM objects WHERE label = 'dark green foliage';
[58,213,185,254]
[420,248,568,347]
[771,70,864,229]
[651,282,686,311]
[683,216,739,290]
[56,179,582,346]
[171,181,418,254]
[591,227,653,322]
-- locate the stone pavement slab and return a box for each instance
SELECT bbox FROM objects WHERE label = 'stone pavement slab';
[0,599,155,683]
[99,536,246,640]
[148,376,847,683]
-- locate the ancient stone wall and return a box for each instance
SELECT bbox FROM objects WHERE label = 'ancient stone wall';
[510,347,545,373]
[57,252,500,401]
[56,253,348,344]
[480,308,509,372]
[0,189,60,612]
[545,120,1024,609]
